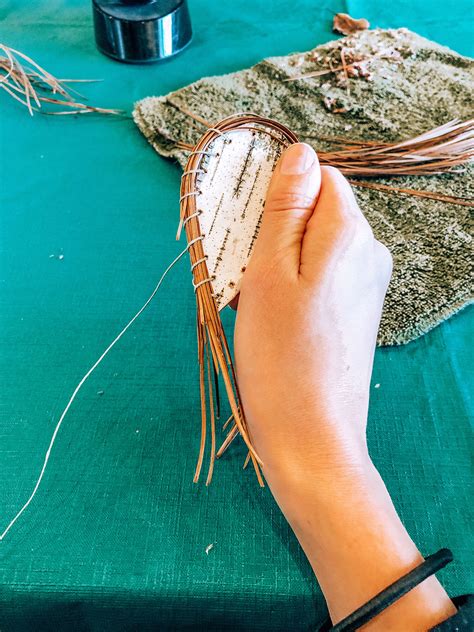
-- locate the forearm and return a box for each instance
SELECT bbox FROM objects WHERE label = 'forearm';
[265,455,456,630]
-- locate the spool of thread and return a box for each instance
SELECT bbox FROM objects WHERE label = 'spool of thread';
[92,0,192,63]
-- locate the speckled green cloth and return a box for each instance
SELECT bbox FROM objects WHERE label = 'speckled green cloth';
[134,28,473,346]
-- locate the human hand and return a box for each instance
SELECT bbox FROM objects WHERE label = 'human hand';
[234,143,392,484]
[232,144,455,628]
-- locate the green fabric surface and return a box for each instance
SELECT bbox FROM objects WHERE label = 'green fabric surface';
[0,1,472,630]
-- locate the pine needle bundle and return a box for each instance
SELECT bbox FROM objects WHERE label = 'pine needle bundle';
[178,115,300,485]
[314,119,474,175]
[0,43,121,115]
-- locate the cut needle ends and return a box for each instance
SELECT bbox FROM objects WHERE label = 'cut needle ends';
[0,43,121,116]
[314,118,474,178]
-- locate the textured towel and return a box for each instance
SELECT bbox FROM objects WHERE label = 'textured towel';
[133,28,473,346]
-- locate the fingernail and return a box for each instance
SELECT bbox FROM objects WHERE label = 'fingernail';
[279,143,316,175]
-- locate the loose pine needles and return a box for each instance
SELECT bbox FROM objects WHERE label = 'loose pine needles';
[0,43,121,115]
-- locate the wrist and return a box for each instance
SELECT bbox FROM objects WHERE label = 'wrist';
[266,455,455,628]
[261,435,373,506]
[268,454,408,544]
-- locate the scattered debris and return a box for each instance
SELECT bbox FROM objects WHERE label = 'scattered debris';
[49,250,64,261]
[286,25,411,111]
[323,96,348,114]
[97,390,104,396]
[375,383,381,389]
[333,13,370,36]
[205,543,215,555]
[288,54,306,67]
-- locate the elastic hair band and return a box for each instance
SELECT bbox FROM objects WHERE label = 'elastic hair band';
[330,549,453,631]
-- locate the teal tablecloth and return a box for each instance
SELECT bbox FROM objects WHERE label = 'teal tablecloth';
[0,1,472,630]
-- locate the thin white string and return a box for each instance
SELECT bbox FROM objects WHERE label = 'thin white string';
[182,210,201,226]
[0,246,189,541]
[193,276,215,292]
[181,169,206,178]
[190,256,208,271]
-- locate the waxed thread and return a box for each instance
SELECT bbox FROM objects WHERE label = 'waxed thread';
[0,246,189,541]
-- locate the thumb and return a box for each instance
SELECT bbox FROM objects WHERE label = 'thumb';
[250,143,321,273]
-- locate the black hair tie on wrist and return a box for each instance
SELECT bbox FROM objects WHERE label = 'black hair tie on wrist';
[330,548,453,631]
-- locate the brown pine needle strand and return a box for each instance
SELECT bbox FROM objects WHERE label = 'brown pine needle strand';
[205,345,216,486]
[166,99,212,128]
[216,424,239,459]
[0,43,121,116]
[349,180,474,207]
[285,64,347,80]
[193,317,207,483]
[250,454,265,486]
[222,414,234,431]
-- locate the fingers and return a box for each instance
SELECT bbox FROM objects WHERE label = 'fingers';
[249,143,321,275]
[299,166,372,278]
[245,157,392,295]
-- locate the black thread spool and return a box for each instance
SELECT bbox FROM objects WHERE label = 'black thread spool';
[92,0,192,63]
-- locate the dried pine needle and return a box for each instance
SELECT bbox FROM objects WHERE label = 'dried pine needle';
[0,43,121,116]
[347,180,474,207]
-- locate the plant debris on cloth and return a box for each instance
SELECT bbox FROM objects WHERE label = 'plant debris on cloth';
[333,12,370,36]
[133,28,473,346]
